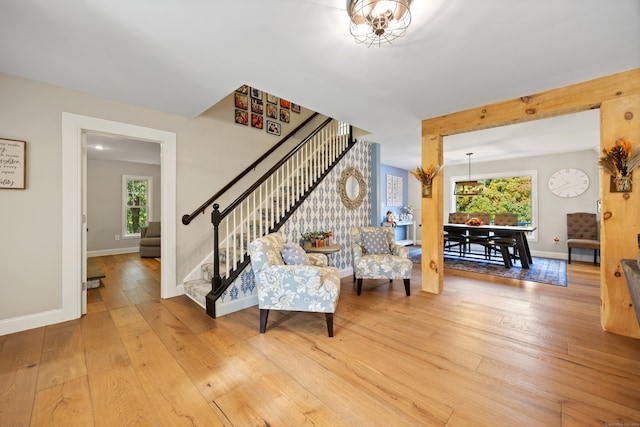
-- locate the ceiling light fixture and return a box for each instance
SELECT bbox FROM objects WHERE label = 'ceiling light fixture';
[347,0,412,47]
[454,153,484,196]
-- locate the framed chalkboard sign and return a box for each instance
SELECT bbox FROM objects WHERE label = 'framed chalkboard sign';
[0,138,26,189]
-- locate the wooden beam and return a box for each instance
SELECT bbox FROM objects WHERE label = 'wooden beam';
[421,67,640,339]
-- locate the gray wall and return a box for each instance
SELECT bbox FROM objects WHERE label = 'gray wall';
[444,149,600,260]
[87,158,161,253]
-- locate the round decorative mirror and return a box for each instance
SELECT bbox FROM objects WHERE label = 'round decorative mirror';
[339,167,365,209]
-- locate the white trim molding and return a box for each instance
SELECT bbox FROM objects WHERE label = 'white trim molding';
[60,113,178,323]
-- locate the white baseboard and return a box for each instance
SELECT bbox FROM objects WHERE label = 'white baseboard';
[0,308,76,336]
[88,247,139,257]
[216,295,258,317]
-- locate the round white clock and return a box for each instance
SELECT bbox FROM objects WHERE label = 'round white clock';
[548,168,589,198]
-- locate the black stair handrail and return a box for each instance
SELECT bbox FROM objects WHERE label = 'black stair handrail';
[182,112,320,225]
[204,122,355,318]
[219,117,333,218]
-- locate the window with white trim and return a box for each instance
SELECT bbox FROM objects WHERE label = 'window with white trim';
[450,169,538,240]
[122,175,152,238]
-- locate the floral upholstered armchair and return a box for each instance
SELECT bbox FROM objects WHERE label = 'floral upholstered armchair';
[350,226,413,296]
[247,233,340,337]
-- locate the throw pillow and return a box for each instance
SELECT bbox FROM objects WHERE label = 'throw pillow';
[281,243,310,265]
[361,230,390,255]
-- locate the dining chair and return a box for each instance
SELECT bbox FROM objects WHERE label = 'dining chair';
[445,212,469,255]
[489,212,520,267]
[566,213,600,265]
[467,212,491,258]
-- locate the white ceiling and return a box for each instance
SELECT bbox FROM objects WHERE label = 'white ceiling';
[1,1,638,169]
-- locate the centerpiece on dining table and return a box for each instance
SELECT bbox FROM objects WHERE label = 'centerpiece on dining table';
[465,217,485,226]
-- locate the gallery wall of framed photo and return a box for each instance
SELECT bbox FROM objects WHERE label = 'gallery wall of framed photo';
[234,85,302,136]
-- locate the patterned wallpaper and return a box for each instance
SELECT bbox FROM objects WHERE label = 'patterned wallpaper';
[218,140,372,308]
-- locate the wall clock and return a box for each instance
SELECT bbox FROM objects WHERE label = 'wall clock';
[548,168,589,198]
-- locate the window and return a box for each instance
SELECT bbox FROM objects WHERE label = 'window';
[450,170,537,239]
[122,175,152,238]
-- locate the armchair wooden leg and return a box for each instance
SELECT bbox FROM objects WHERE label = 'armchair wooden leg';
[259,309,269,333]
[356,278,363,296]
[403,278,410,296]
[325,313,334,337]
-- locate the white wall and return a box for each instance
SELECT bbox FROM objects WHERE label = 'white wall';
[443,149,600,260]
[0,72,320,329]
[87,159,161,253]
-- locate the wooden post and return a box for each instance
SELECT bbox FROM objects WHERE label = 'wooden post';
[421,133,444,294]
[600,95,640,338]
[421,68,640,338]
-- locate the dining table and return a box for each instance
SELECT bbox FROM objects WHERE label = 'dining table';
[444,223,537,269]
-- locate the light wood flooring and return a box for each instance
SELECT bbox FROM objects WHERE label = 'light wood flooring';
[1,254,639,426]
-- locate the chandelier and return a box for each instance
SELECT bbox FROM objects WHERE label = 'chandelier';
[454,153,485,196]
[348,0,412,47]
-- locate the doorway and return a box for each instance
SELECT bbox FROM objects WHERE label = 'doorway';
[62,113,177,321]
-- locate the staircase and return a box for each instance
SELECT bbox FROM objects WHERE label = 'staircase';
[182,118,355,317]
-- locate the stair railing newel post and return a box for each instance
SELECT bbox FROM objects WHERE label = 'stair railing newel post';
[206,203,222,318]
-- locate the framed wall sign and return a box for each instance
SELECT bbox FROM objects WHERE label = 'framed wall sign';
[0,138,26,189]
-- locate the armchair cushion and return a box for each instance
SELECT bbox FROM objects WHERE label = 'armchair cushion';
[361,230,391,254]
[281,243,310,266]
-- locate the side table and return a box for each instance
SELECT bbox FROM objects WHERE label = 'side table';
[305,244,342,266]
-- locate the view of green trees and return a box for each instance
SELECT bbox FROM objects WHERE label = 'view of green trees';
[126,179,148,234]
[456,176,531,224]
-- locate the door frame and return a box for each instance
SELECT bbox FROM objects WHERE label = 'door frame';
[62,113,177,320]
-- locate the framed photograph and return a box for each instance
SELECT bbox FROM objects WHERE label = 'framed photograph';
[280,99,291,109]
[279,108,290,123]
[236,85,249,95]
[267,120,281,136]
[291,103,301,113]
[267,94,278,105]
[251,114,264,129]
[250,88,262,99]
[0,138,26,189]
[235,109,248,126]
[251,98,263,114]
[234,93,248,110]
[266,104,277,119]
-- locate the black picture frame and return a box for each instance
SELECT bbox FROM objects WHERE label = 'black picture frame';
[291,103,300,113]
[251,114,264,129]
[279,108,290,123]
[266,104,277,119]
[235,109,248,126]
[251,98,263,114]
[267,120,281,136]
[236,85,249,95]
[267,94,278,105]
[250,88,262,99]
[234,93,248,110]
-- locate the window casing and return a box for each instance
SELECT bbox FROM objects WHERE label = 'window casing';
[450,169,538,240]
[122,175,152,238]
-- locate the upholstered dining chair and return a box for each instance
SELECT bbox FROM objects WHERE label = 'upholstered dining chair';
[467,212,492,255]
[445,212,470,255]
[567,213,600,265]
[488,212,520,267]
[350,226,413,296]
[248,232,340,337]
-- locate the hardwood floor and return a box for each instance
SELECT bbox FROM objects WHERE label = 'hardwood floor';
[1,254,639,426]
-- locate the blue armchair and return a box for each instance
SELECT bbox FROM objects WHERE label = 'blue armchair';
[350,226,413,296]
[248,233,340,337]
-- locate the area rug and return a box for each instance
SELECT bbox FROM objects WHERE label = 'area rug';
[410,250,567,287]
